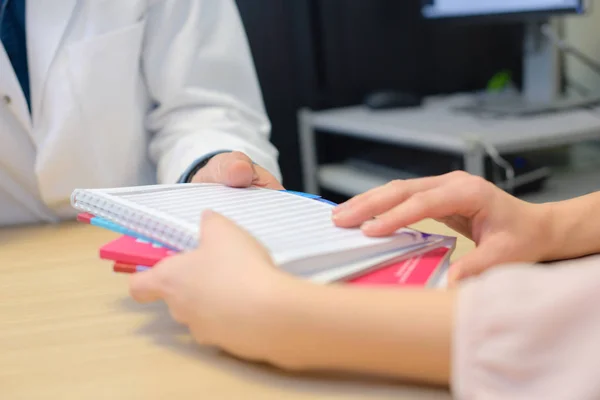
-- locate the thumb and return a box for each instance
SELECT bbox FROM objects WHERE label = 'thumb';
[448,243,503,285]
[199,210,271,260]
[129,267,165,304]
[192,151,256,188]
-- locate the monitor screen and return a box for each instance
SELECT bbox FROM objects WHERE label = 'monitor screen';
[422,0,585,19]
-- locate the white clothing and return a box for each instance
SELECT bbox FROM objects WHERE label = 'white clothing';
[0,0,280,226]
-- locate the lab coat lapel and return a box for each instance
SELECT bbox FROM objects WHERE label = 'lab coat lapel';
[27,0,78,124]
[0,44,31,130]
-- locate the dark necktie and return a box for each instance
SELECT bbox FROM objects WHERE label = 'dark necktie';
[0,0,31,111]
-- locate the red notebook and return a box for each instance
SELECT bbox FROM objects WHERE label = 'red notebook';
[347,246,451,287]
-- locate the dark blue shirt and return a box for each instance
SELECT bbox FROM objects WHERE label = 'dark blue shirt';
[0,0,30,111]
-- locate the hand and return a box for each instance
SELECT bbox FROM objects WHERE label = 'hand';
[191,151,284,190]
[332,171,553,283]
[129,210,295,364]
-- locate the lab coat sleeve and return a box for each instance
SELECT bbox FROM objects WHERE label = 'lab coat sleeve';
[142,0,281,184]
[452,255,600,400]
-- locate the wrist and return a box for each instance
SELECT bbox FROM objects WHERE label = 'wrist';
[536,201,564,262]
[177,150,231,183]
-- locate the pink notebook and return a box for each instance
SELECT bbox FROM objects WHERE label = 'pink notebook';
[100,236,176,267]
[348,246,451,287]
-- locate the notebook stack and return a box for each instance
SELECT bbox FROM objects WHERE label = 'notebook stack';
[71,184,455,287]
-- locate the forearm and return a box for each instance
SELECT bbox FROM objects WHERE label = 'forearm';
[265,282,454,385]
[543,192,600,261]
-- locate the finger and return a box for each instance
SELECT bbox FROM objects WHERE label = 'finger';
[129,250,195,303]
[165,298,191,325]
[360,183,481,236]
[252,165,285,190]
[333,172,463,213]
[192,151,254,188]
[199,210,271,261]
[332,175,447,228]
[188,323,212,346]
[447,243,504,285]
[129,268,165,303]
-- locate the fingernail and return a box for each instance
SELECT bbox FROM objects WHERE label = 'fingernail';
[332,202,352,216]
[332,204,347,214]
[332,210,348,221]
[202,209,215,219]
[361,219,381,231]
[448,268,461,284]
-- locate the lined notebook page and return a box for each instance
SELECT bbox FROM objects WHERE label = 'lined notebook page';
[77,184,429,264]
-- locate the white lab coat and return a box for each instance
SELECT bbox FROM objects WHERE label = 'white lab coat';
[0,0,281,226]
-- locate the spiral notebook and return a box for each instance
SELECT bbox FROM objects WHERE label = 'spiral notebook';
[71,184,446,277]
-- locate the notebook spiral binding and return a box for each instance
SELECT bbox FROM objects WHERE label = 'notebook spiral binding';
[71,189,197,250]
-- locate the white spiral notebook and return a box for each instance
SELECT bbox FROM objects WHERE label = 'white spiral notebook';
[71,184,445,278]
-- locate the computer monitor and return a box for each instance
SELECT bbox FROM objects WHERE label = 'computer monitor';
[421,1,594,116]
[422,0,585,20]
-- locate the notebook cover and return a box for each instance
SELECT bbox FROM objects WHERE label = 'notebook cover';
[100,236,176,267]
[347,246,451,287]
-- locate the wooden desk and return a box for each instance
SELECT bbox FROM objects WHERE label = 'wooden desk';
[0,220,473,400]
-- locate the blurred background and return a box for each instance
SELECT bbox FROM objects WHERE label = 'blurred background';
[235,0,600,204]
